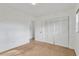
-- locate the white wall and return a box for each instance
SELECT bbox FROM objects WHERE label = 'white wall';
[73,4,79,56]
[0,7,33,52]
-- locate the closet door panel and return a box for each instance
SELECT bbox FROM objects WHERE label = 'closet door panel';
[54,18,68,47]
[44,21,55,44]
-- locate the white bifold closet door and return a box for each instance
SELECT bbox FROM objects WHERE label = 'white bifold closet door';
[35,17,69,48]
[54,18,69,47]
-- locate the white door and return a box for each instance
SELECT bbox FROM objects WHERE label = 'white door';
[35,20,55,44]
[54,18,68,47]
[44,20,55,44]
[35,20,46,41]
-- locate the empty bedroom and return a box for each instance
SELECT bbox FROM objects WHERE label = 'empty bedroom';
[0,3,79,56]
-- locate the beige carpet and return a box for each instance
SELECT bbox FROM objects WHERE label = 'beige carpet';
[0,40,76,56]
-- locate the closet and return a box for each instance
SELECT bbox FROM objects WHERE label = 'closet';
[35,17,69,48]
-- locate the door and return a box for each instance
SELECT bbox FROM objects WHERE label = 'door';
[54,18,69,47]
[35,20,55,44]
[35,20,46,41]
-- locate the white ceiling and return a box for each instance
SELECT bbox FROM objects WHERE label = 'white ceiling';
[0,3,77,17]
